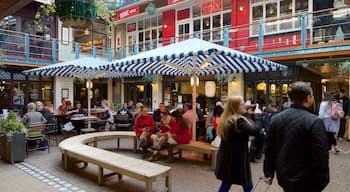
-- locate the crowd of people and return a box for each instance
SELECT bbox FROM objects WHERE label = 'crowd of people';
[19,82,350,191]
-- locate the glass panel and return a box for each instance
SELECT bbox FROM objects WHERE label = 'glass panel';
[193,5,201,17]
[213,14,221,41]
[29,82,40,103]
[265,3,278,33]
[203,17,211,41]
[252,5,263,35]
[194,19,201,32]
[295,0,308,12]
[158,15,162,27]
[179,24,183,35]
[223,0,231,10]
[213,14,221,28]
[151,16,157,28]
[269,83,281,104]
[223,12,231,26]
[158,28,162,45]
[139,32,144,42]
[256,81,267,107]
[144,19,150,30]
[152,29,157,40]
[0,80,11,109]
[203,17,211,30]
[184,23,190,34]
[145,31,150,41]
[280,0,293,30]
[138,20,144,30]
[42,82,52,103]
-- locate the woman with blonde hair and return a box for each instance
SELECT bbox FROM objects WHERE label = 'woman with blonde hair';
[215,96,260,192]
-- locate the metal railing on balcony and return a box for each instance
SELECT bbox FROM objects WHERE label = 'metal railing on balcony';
[0,29,57,65]
[2,6,350,66]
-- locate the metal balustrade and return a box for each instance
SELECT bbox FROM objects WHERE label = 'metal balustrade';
[2,6,350,65]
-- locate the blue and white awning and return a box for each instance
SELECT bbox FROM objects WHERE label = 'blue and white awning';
[23,57,137,79]
[102,38,287,76]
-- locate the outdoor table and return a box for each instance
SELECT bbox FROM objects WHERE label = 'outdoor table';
[70,115,99,130]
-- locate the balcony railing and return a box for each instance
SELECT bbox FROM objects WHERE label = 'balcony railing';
[0,29,57,65]
[2,6,350,65]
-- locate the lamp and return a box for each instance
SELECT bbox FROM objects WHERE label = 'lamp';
[205,81,216,97]
[191,76,199,87]
[86,80,93,89]
[163,24,168,29]
[239,4,244,11]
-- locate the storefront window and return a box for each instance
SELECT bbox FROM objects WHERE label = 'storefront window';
[29,82,40,103]
[42,82,52,103]
[190,0,231,42]
[0,80,11,109]
[131,14,162,54]
[250,0,311,36]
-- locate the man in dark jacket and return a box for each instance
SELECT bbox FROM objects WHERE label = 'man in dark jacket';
[264,82,329,192]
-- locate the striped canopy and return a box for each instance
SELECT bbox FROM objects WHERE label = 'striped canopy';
[23,57,136,79]
[102,38,288,76]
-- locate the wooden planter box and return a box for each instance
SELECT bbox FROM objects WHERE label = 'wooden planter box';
[0,133,26,164]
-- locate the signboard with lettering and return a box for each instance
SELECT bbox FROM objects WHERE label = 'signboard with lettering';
[116,6,139,20]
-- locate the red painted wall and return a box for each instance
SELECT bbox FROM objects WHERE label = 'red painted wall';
[162,10,176,45]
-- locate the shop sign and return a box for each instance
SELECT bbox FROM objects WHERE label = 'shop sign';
[168,0,183,5]
[202,0,221,15]
[116,6,139,20]
[127,23,137,32]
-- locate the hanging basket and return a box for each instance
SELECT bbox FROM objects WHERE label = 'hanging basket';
[55,0,98,29]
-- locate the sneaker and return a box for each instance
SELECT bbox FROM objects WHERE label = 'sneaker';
[334,146,340,153]
[337,138,343,141]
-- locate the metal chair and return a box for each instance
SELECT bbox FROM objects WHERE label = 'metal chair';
[26,123,49,156]
[115,114,132,131]
[43,117,59,146]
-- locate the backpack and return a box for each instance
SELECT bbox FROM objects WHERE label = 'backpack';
[100,110,110,120]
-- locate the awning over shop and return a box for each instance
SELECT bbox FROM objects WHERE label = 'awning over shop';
[103,38,288,76]
[22,57,136,79]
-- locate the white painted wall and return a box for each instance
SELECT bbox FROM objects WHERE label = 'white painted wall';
[54,77,74,111]
[228,74,244,97]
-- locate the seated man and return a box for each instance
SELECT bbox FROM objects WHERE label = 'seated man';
[67,101,87,134]
[133,106,155,158]
[23,102,47,128]
[36,101,53,125]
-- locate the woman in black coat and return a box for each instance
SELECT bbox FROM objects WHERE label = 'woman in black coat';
[215,96,260,192]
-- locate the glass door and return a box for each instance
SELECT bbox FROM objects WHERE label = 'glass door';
[177,21,191,42]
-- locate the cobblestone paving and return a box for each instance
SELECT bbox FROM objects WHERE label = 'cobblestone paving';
[1,138,350,192]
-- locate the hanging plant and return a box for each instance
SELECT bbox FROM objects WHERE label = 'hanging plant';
[35,0,117,39]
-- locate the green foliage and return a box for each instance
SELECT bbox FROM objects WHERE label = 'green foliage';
[94,0,117,39]
[36,0,117,39]
[0,111,25,136]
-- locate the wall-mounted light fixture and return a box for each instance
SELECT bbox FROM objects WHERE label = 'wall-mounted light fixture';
[239,4,244,12]
[163,24,168,29]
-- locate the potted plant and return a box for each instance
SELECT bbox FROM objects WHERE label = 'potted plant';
[0,111,26,164]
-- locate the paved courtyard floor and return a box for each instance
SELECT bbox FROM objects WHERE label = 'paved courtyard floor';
[1,137,350,192]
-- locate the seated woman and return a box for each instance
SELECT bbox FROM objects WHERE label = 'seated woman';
[67,101,87,134]
[133,106,155,158]
[100,99,114,131]
[149,109,191,162]
[149,109,174,151]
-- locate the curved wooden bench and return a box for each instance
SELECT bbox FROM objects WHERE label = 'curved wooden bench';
[59,131,171,192]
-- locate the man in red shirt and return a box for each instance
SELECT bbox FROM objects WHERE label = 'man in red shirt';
[134,106,155,158]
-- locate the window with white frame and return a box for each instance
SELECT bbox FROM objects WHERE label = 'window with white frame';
[191,0,231,42]
[137,14,162,52]
[250,0,309,36]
